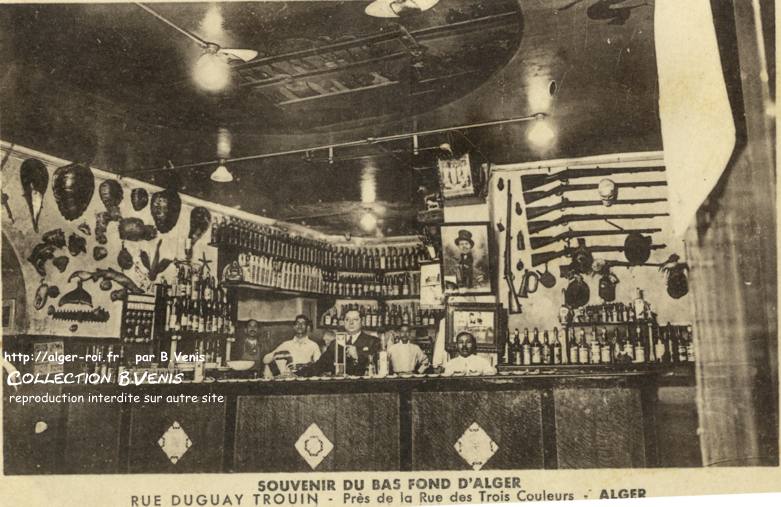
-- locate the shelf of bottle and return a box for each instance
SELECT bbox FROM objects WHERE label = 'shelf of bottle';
[496,362,695,379]
[211,241,424,274]
[333,294,420,301]
[223,281,420,301]
[159,330,235,338]
[564,320,657,327]
[319,323,435,332]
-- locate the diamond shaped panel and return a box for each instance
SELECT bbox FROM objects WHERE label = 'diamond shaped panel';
[294,423,333,470]
[157,421,192,465]
[454,422,498,470]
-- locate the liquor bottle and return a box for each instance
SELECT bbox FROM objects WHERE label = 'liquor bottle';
[686,326,695,362]
[568,328,579,364]
[507,327,523,365]
[633,289,648,321]
[521,328,532,365]
[552,328,563,365]
[578,329,590,364]
[599,328,612,364]
[589,330,601,364]
[541,330,551,365]
[654,327,667,363]
[622,328,635,362]
[677,326,688,363]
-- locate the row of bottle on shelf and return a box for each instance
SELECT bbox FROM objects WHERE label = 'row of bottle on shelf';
[152,261,238,336]
[323,303,439,329]
[213,216,426,271]
[235,252,421,296]
[501,324,695,366]
[567,293,653,324]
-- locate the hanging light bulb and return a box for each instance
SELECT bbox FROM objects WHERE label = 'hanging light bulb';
[210,159,233,183]
[193,44,230,92]
[527,119,556,149]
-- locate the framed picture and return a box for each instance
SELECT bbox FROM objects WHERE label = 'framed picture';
[446,302,500,352]
[2,299,15,334]
[440,222,494,296]
[438,153,474,199]
[419,262,445,309]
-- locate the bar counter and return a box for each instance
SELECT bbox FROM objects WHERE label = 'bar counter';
[3,365,698,474]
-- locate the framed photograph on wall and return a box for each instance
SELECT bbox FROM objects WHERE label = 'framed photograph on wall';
[437,153,474,199]
[446,302,500,352]
[440,222,494,296]
[419,262,445,309]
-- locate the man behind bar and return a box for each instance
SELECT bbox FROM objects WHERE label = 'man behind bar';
[299,309,380,376]
[387,324,429,374]
[441,331,496,376]
[262,315,321,375]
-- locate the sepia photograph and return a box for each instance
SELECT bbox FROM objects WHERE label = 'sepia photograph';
[440,222,493,296]
[0,0,777,506]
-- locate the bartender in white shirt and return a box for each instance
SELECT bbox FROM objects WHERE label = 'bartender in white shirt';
[442,332,497,376]
[387,324,430,374]
[263,315,321,375]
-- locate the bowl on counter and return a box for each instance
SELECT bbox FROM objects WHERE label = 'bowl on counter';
[227,360,255,371]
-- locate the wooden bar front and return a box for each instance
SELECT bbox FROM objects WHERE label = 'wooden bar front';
[3,369,698,474]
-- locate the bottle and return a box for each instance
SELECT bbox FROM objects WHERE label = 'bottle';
[541,330,551,365]
[552,328,562,365]
[654,327,667,363]
[521,328,532,365]
[503,331,512,365]
[686,326,695,362]
[677,326,688,362]
[633,289,647,321]
[589,330,601,364]
[622,328,635,362]
[599,328,612,364]
[568,329,579,364]
[578,329,590,364]
[512,329,522,365]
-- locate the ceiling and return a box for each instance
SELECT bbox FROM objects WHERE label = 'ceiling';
[0,0,662,237]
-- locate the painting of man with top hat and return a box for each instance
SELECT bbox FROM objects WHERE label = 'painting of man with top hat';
[440,223,492,295]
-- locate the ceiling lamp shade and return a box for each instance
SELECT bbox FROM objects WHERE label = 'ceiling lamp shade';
[365,0,440,18]
[210,160,233,183]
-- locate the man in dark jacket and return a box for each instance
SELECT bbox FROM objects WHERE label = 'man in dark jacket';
[299,309,380,376]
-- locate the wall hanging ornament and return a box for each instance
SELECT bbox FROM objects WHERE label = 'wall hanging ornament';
[67,233,87,256]
[119,217,157,241]
[69,269,145,295]
[140,239,173,281]
[42,228,66,248]
[27,242,57,277]
[188,206,212,245]
[150,187,181,233]
[93,246,108,261]
[131,188,149,211]
[20,158,49,233]
[59,280,93,307]
[52,163,95,221]
[660,254,690,299]
[117,242,133,270]
[98,179,124,217]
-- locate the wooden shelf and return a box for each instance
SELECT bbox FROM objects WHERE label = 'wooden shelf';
[224,281,420,302]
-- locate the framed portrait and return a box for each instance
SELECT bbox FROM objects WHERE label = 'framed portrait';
[440,222,494,296]
[419,262,445,309]
[446,302,500,352]
[437,153,474,199]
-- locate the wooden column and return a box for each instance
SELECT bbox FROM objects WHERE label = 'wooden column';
[685,0,777,466]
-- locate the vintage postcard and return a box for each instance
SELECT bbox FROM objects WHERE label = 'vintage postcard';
[0,1,778,506]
